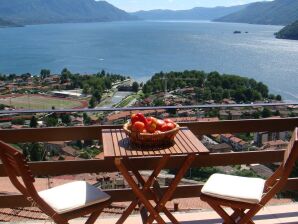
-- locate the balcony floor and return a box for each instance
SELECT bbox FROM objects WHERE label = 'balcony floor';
[43,203,298,224]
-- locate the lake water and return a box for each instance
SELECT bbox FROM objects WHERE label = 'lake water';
[0,21,297,101]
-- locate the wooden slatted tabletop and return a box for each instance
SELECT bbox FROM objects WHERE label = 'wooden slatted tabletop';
[103,127,209,158]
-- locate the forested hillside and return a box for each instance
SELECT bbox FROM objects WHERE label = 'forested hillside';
[0,0,136,25]
[142,70,281,103]
[215,0,298,25]
[275,20,298,40]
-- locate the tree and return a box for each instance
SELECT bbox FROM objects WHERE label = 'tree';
[45,116,58,127]
[82,84,90,95]
[0,104,5,110]
[11,118,25,125]
[132,82,139,92]
[30,116,38,128]
[92,90,101,102]
[61,114,71,126]
[276,95,282,101]
[40,69,50,80]
[89,97,96,108]
[60,68,71,84]
[75,140,83,149]
[21,143,46,161]
[83,113,91,125]
[262,108,272,118]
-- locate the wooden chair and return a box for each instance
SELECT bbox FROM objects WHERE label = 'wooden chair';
[0,141,111,224]
[201,127,298,224]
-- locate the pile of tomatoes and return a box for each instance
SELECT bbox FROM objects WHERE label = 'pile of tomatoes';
[128,113,177,134]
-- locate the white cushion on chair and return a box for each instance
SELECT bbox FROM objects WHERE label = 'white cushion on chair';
[38,181,110,214]
[201,173,265,204]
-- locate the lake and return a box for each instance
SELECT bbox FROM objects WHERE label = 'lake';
[0,21,297,101]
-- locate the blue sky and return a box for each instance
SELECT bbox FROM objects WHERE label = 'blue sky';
[103,0,272,12]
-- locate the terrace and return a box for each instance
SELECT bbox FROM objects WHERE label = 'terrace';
[1,104,298,223]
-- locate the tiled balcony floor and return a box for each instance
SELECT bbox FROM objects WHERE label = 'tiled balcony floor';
[14,203,298,224]
[68,203,298,224]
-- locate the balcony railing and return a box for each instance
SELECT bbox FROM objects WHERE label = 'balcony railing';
[1,113,298,209]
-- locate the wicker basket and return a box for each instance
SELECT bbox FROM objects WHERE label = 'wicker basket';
[123,122,180,147]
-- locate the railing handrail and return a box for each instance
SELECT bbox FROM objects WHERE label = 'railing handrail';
[0,102,297,114]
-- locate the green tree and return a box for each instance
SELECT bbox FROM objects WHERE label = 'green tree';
[21,143,46,161]
[83,113,91,125]
[132,82,139,92]
[11,118,25,125]
[89,97,96,108]
[30,116,38,128]
[60,68,71,84]
[232,169,260,178]
[45,116,58,127]
[262,108,272,118]
[92,90,102,102]
[0,104,5,110]
[40,69,50,80]
[61,114,71,126]
[82,84,90,95]
[276,95,282,101]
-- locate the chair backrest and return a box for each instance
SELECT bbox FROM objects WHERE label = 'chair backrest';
[0,141,37,198]
[0,141,67,222]
[283,127,298,172]
[263,128,298,203]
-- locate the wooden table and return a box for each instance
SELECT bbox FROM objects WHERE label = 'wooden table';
[103,127,209,224]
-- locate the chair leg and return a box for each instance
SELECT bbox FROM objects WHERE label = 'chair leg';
[238,206,260,224]
[85,209,103,224]
[230,209,255,224]
[207,201,236,224]
[51,214,69,224]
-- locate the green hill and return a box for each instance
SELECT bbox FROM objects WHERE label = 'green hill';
[131,5,247,21]
[0,0,136,25]
[275,20,298,40]
[215,0,298,25]
[142,70,280,103]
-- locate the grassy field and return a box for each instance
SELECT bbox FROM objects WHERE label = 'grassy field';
[0,94,86,109]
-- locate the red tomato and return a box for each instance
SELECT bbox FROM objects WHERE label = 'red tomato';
[136,113,148,125]
[164,118,175,124]
[166,122,176,130]
[156,119,165,130]
[160,123,175,132]
[147,116,157,123]
[146,120,157,133]
[131,113,139,124]
[132,121,145,132]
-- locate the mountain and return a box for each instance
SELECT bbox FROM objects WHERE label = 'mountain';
[131,5,247,21]
[0,18,21,27]
[0,0,136,25]
[215,0,298,25]
[275,20,298,40]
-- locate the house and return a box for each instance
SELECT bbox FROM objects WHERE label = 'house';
[219,110,229,120]
[222,98,236,104]
[209,143,232,153]
[230,110,242,120]
[254,131,289,147]
[220,134,233,144]
[230,136,243,150]
[262,140,288,150]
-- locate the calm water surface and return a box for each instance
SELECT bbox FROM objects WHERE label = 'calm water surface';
[0,21,297,101]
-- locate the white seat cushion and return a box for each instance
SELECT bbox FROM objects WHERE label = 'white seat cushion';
[201,173,265,204]
[38,181,110,214]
